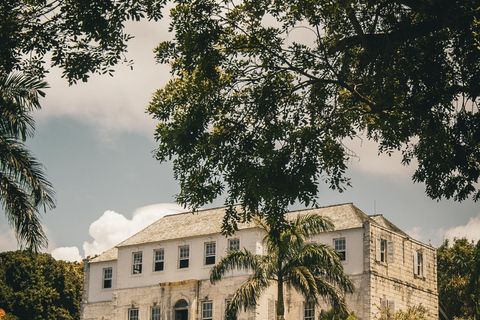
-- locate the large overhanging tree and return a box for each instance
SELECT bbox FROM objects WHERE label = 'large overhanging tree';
[1,0,165,82]
[1,0,165,250]
[148,0,480,232]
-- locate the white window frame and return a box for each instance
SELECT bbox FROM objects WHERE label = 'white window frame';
[228,238,240,251]
[333,238,346,261]
[376,238,394,264]
[380,239,387,262]
[414,251,426,278]
[128,308,139,320]
[304,301,315,320]
[154,249,165,272]
[202,301,213,320]
[103,267,112,289]
[132,252,143,274]
[205,242,216,265]
[179,245,190,269]
[151,306,161,320]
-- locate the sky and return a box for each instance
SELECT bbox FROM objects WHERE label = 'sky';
[1,18,479,262]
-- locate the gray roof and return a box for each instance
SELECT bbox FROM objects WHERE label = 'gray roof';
[369,214,409,237]
[89,203,402,263]
[90,247,118,263]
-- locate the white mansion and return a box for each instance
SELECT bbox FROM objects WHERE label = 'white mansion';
[80,203,438,320]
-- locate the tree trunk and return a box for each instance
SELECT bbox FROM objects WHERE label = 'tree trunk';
[277,277,285,320]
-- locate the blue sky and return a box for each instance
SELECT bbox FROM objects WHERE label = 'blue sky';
[1,20,479,262]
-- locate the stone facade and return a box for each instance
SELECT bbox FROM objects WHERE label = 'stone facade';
[81,204,438,320]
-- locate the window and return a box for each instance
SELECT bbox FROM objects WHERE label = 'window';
[129,308,139,320]
[202,302,213,320]
[179,245,189,269]
[334,238,346,261]
[228,238,240,251]
[380,239,387,262]
[205,242,216,265]
[304,301,315,320]
[376,238,394,263]
[225,299,237,320]
[380,297,395,315]
[154,249,164,272]
[132,252,142,274]
[414,251,425,278]
[103,267,112,289]
[151,306,161,320]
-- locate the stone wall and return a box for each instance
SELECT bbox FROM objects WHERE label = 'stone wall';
[364,221,438,319]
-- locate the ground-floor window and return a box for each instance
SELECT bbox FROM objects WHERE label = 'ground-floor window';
[151,306,161,320]
[128,308,139,320]
[304,301,315,320]
[202,301,213,320]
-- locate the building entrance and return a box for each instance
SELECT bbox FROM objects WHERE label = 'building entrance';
[174,299,188,320]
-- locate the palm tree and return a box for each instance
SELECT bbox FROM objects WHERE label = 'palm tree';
[210,214,355,320]
[0,72,55,252]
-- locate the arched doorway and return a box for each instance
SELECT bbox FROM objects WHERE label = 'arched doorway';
[174,299,188,320]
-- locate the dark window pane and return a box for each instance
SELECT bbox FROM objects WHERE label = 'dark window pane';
[179,259,189,269]
[155,261,164,271]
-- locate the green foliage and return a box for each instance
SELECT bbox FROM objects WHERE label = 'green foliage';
[0,0,166,83]
[437,238,480,320]
[210,214,354,319]
[0,72,56,251]
[0,251,83,320]
[320,307,357,320]
[376,304,428,320]
[149,0,480,232]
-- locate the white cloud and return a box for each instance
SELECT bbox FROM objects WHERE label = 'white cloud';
[0,227,18,252]
[51,247,83,262]
[344,136,417,177]
[37,20,173,140]
[442,212,480,242]
[82,203,184,257]
[406,226,423,242]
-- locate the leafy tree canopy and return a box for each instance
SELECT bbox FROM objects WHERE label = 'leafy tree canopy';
[0,251,83,320]
[437,238,480,320]
[0,0,166,83]
[148,0,480,233]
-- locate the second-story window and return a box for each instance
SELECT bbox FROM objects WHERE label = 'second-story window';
[376,238,394,264]
[179,245,189,269]
[154,249,164,272]
[205,242,216,265]
[103,267,112,289]
[228,238,240,251]
[414,251,425,278]
[380,239,387,262]
[333,238,346,261]
[132,252,143,274]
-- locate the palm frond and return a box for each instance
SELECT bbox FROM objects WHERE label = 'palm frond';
[293,214,335,238]
[0,137,56,210]
[314,275,350,315]
[0,72,48,140]
[227,271,270,314]
[285,265,318,299]
[0,172,47,252]
[210,249,262,283]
